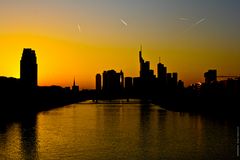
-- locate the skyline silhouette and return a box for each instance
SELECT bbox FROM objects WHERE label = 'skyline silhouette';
[1,47,239,91]
[0,48,84,118]
[0,1,240,88]
[0,1,239,159]
[0,47,239,117]
[0,46,238,125]
[1,47,239,92]
[94,48,240,114]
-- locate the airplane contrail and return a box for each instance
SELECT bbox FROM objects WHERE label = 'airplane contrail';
[195,18,206,25]
[120,19,128,26]
[179,17,189,21]
[77,24,82,32]
[183,18,206,33]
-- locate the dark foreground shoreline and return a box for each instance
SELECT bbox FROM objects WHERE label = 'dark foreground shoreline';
[1,95,239,124]
[152,96,240,124]
[0,98,85,122]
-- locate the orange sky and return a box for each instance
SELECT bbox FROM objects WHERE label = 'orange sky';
[0,1,239,89]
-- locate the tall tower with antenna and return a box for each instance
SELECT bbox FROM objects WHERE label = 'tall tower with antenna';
[139,45,153,79]
[139,45,144,65]
[139,45,145,78]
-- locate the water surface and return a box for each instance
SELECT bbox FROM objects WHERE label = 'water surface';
[0,100,237,159]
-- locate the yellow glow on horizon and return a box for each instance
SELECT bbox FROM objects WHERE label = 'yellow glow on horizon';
[0,28,239,89]
[0,33,141,88]
[0,1,240,89]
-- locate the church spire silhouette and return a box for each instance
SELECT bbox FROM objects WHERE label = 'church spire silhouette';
[72,77,79,94]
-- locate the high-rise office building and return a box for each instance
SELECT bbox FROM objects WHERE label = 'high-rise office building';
[102,70,124,94]
[120,70,124,89]
[125,77,133,90]
[139,47,154,79]
[20,48,38,88]
[204,70,217,84]
[172,72,178,86]
[96,74,101,91]
[157,63,167,81]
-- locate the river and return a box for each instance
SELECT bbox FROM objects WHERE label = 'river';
[0,99,237,159]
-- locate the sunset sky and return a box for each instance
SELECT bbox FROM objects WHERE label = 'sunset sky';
[0,0,239,89]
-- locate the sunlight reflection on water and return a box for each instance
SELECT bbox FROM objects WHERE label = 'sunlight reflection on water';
[0,100,236,159]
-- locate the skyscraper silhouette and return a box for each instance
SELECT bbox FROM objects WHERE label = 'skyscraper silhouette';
[157,62,167,81]
[139,47,154,79]
[20,48,38,88]
[102,70,124,98]
[125,77,133,90]
[120,70,124,89]
[96,74,101,91]
[204,69,217,84]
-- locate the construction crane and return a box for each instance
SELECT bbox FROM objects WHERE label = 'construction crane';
[217,75,240,80]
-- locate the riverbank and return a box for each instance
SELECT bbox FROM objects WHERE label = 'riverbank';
[152,95,240,123]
